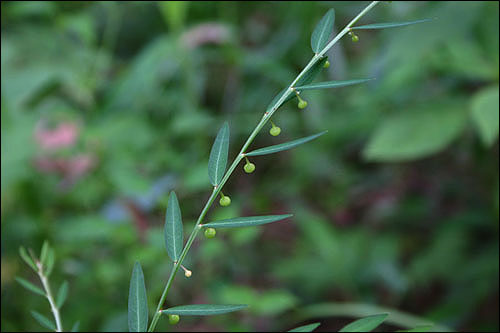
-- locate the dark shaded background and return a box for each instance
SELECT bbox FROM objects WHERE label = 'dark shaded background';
[1,1,498,332]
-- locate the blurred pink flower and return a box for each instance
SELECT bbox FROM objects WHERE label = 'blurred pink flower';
[35,121,79,150]
[35,153,97,189]
[181,23,232,49]
[33,120,97,189]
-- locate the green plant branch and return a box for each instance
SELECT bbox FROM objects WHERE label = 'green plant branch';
[37,263,63,332]
[148,2,380,331]
[297,302,453,332]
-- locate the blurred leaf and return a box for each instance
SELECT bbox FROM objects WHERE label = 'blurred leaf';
[208,122,230,186]
[44,247,55,276]
[216,285,297,316]
[229,227,261,246]
[434,39,498,80]
[339,314,388,332]
[0,112,36,194]
[158,1,188,31]
[288,322,321,332]
[56,281,69,308]
[203,214,292,228]
[71,321,81,332]
[161,304,247,316]
[8,1,56,19]
[363,102,467,162]
[40,241,49,267]
[15,277,44,297]
[164,191,183,262]
[254,290,297,316]
[105,36,180,112]
[407,223,468,284]
[183,161,211,192]
[19,247,37,271]
[352,19,432,30]
[128,262,148,332]
[56,216,117,243]
[247,131,328,156]
[295,78,373,91]
[106,160,152,196]
[470,85,499,146]
[31,310,56,331]
[218,285,257,308]
[311,9,335,53]
[298,303,448,331]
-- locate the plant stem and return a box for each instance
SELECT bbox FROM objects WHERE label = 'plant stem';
[38,268,63,332]
[147,2,380,331]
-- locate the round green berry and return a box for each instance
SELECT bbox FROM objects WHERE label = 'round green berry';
[219,195,231,207]
[323,60,330,68]
[298,99,308,109]
[244,162,255,173]
[204,227,216,238]
[169,314,180,325]
[351,34,359,42]
[270,126,281,136]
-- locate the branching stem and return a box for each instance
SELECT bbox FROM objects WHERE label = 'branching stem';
[37,266,63,332]
[147,2,380,331]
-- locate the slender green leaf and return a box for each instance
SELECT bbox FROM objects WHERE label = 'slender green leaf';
[311,9,335,53]
[56,281,69,308]
[164,191,183,262]
[288,322,321,332]
[246,131,328,156]
[15,277,45,297]
[40,240,49,267]
[161,304,248,316]
[208,122,230,186]
[396,325,434,332]
[203,214,293,229]
[31,310,56,331]
[339,314,388,332]
[352,19,432,30]
[19,246,37,271]
[44,247,55,276]
[295,78,374,91]
[71,321,81,332]
[128,262,148,332]
[470,85,499,146]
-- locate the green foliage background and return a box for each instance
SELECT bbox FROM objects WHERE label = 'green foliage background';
[1,1,498,332]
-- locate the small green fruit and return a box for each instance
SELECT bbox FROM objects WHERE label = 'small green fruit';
[169,314,180,325]
[219,195,231,207]
[204,227,216,238]
[323,60,330,68]
[351,34,359,42]
[244,162,255,173]
[270,126,281,136]
[298,99,308,109]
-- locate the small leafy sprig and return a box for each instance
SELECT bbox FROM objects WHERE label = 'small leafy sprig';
[124,2,431,332]
[17,241,78,332]
[288,313,434,332]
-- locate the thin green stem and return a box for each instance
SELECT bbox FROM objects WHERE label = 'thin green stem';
[37,265,63,332]
[147,2,379,331]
